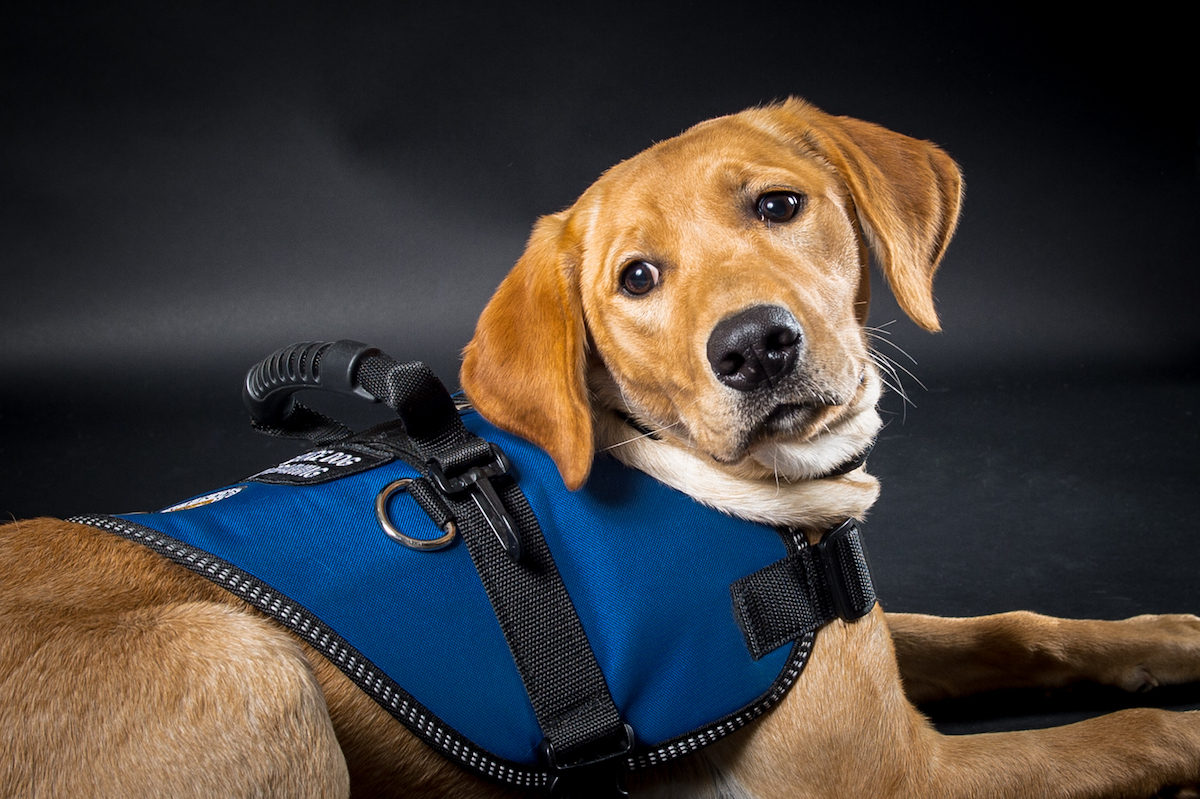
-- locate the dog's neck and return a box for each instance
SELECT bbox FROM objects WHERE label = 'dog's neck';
[592,408,881,535]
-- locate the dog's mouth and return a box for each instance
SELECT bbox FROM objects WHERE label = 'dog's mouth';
[707,369,883,479]
[732,390,848,454]
[703,402,816,458]
[708,402,875,480]
[758,402,817,435]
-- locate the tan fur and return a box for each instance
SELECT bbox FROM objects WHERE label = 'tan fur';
[4,98,1200,798]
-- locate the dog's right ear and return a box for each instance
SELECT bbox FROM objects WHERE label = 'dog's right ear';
[460,213,594,491]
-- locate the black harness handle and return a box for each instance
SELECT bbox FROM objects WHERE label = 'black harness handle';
[243,340,464,445]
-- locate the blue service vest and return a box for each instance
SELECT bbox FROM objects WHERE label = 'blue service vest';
[74,412,824,787]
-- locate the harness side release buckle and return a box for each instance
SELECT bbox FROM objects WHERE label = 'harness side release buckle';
[428,443,523,562]
[538,723,635,799]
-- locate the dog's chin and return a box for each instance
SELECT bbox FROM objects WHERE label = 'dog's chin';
[669,404,879,485]
[744,429,875,481]
[712,388,883,482]
[758,403,814,435]
[731,407,831,474]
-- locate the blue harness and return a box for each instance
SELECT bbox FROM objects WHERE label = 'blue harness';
[72,342,876,794]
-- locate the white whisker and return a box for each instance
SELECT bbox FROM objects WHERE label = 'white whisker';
[773,448,782,498]
[875,348,926,393]
[864,320,899,337]
[868,346,923,423]
[599,387,691,452]
[599,425,664,452]
[867,333,920,366]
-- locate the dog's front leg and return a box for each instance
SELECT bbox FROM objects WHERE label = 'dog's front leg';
[708,608,1200,799]
[885,611,1200,703]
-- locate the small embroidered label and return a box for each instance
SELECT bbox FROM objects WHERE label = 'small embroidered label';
[161,485,246,512]
[249,445,394,486]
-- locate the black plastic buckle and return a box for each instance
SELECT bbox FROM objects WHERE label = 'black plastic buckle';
[538,723,635,799]
[428,443,523,562]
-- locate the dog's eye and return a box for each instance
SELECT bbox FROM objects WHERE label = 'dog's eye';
[756,191,804,223]
[620,261,661,296]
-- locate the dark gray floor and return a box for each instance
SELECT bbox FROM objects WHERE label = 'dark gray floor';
[864,374,1200,732]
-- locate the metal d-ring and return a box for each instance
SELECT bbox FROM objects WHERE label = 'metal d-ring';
[375,478,457,551]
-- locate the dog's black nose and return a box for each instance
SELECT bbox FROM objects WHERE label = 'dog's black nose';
[706,305,802,391]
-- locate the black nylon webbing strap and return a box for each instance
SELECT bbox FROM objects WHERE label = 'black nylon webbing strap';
[404,477,455,531]
[731,520,876,661]
[356,358,469,453]
[250,402,355,444]
[451,478,631,767]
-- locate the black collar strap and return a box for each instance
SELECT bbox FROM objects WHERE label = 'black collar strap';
[819,439,875,479]
[613,410,660,441]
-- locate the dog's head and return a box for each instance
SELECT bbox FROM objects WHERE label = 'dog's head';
[462,98,961,515]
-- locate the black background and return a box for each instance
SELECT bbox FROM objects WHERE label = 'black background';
[3,2,1199,732]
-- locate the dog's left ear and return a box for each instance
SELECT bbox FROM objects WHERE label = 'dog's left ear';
[780,98,963,332]
[460,213,594,490]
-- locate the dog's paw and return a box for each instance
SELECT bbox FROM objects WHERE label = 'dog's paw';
[1104,614,1200,693]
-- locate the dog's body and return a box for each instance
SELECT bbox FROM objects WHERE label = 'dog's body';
[4,98,1200,798]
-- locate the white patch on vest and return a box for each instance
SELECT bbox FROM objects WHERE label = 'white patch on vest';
[161,485,246,512]
[252,449,364,481]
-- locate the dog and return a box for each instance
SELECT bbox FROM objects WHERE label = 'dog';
[3,97,1200,799]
